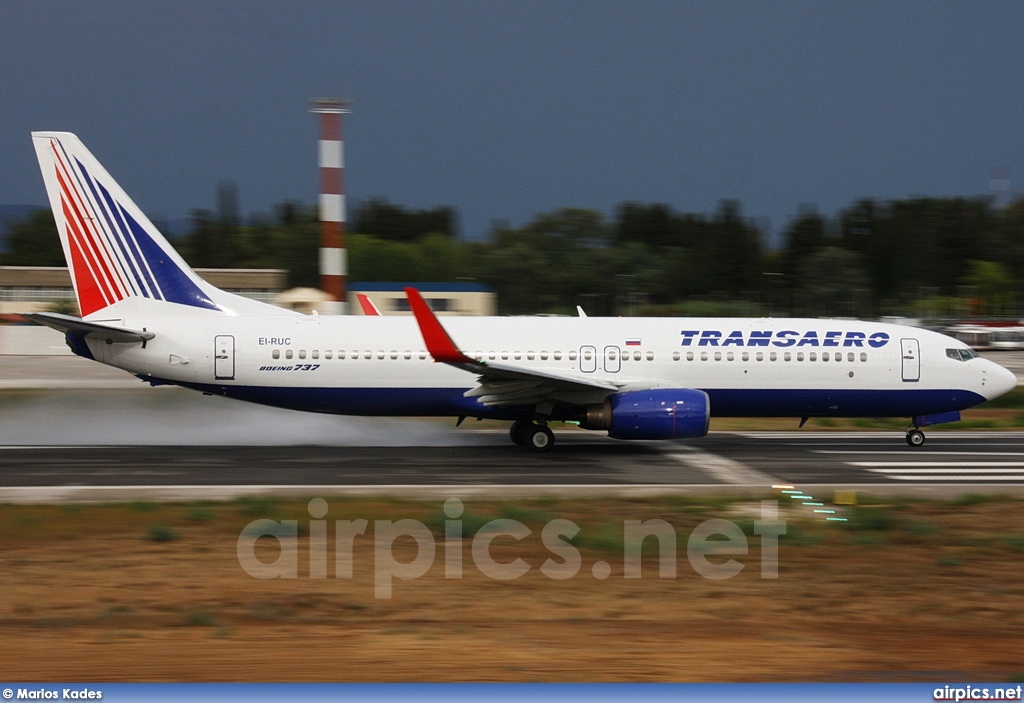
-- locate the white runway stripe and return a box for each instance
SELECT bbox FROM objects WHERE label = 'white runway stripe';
[816,450,1024,456]
[884,475,1024,481]
[851,461,1024,468]
[863,467,1024,473]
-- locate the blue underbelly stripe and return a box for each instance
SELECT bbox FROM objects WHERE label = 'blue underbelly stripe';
[166,383,988,420]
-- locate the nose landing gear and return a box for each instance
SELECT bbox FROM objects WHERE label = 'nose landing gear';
[905,428,926,447]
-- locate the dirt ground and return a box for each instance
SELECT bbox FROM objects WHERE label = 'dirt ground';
[0,496,1022,682]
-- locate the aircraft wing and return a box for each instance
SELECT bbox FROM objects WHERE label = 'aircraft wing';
[405,288,622,407]
[23,312,155,344]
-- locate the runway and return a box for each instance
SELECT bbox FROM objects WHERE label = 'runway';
[3,355,1024,501]
[3,430,1024,502]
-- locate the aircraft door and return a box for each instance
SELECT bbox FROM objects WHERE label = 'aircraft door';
[603,345,621,373]
[580,345,597,373]
[214,335,236,380]
[900,338,920,382]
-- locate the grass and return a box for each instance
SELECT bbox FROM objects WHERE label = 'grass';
[182,609,219,627]
[145,524,179,542]
[2,495,1024,681]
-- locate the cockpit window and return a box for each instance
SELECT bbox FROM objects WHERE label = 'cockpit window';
[946,348,979,361]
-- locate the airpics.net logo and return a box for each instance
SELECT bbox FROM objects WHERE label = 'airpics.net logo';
[236,498,786,598]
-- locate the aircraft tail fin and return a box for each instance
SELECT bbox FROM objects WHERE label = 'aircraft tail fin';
[31,132,287,319]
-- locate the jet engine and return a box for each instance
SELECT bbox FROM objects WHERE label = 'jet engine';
[580,388,710,440]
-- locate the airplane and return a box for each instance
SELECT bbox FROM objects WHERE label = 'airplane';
[24,131,1018,451]
[356,293,382,316]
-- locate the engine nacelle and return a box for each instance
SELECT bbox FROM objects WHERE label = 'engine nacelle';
[581,388,710,440]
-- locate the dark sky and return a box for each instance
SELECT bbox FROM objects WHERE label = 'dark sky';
[2,1,1023,242]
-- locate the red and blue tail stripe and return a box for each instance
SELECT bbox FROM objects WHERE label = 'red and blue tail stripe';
[45,136,220,316]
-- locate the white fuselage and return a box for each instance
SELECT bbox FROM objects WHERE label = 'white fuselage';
[82,312,1016,421]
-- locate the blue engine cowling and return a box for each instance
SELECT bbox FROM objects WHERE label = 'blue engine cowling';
[582,389,711,440]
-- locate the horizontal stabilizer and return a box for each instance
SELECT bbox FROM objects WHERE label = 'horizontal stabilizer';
[23,312,155,344]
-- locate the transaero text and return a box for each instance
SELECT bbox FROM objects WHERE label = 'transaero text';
[680,330,890,348]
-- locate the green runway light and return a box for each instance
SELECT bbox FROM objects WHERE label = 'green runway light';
[826,517,848,522]
[813,509,836,514]
[802,502,824,506]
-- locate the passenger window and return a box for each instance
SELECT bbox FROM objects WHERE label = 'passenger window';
[672,351,680,361]
[272,349,280,359]
[847,352,855,362]
[741,352,749,361]
[285,350,293,360]
[714,351,722,361]
[311,350,319,360]
[324,350,332,360]
[796,352,804,362]
[404,351,413,360]
[809,352,817,362]
[554,351,563,361]
[390,351,398,360]
[860,352,867,362]
[770,352,777,361]
[726,352,734,361]
[686,352,694,361]
[298,350,307,360]
[363,351,372,360]
[540,351,549,360]
[784,352,792,362]
[756,352,764,361]
[700,352,709,361]
[646,352,654,361]
[822,352,830,362]
[568,351,578,361]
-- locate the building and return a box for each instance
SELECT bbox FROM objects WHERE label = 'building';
[0,266,288,316]
[348,282,495,316]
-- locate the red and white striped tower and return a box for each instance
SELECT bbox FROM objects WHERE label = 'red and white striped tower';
[311,98,350,314]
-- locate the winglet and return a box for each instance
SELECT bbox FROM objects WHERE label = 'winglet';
[404,287,476,365]
[356,293,382,316]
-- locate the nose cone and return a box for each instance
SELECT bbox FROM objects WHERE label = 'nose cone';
[984,360,1018,401]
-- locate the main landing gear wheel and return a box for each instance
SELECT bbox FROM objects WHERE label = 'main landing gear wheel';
[510,419,530,446]
[905,429,926,447]
[509,420,555,451]
[525,424,554,452]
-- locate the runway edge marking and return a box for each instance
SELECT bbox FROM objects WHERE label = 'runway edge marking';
[658,445,781,485]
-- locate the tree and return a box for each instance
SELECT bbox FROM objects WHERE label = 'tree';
[963,260,1014,315]
[0,209,63,266]
[781,209,826,281]
[353,198,457,241]
[797,247,870,317]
